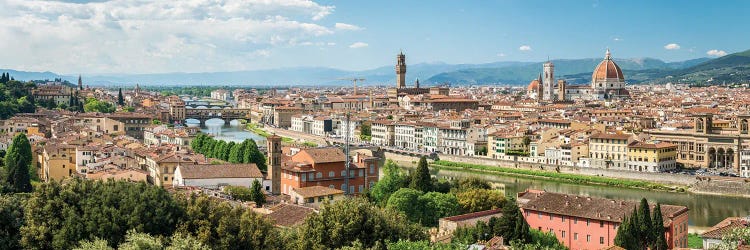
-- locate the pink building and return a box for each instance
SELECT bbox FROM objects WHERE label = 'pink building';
[517,190,689,250]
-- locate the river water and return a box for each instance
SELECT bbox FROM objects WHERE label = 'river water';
[406,166,750,230]
[186,118,265,144]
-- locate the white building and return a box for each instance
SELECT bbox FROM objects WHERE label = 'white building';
[210,89,231,101]
[371,120,396,146]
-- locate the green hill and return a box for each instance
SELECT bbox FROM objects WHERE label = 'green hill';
[426,57,702,85]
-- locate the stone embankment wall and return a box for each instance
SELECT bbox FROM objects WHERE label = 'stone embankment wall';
[385,152,750,196]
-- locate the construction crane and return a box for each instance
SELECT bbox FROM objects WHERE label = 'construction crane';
[338,78,365,96]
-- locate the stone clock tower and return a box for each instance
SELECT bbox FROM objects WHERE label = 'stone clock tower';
[396,51,406,89]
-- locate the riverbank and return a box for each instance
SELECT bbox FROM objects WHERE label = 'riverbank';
[245,123,296,143]
[429,160,681,192]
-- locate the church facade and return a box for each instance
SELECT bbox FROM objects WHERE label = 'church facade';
[528,49,629,101]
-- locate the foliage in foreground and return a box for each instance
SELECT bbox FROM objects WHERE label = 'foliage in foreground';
[296,197,427,250]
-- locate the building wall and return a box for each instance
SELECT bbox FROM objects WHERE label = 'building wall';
[523,209,618,250]
[289,192,344,208]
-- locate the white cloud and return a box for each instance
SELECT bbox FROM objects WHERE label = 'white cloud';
[0,0,337,73]
[613,37,622,41]
[664,43,681,50]
[519,45,532,51]
[349,42,368,48]
[327,42,336,46]
[497,53,506,57]
[706,49,727,57]
[335,23,362,31]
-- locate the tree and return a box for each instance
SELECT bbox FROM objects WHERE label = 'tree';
[83,98,115,113]
[615,214,639,250]
[250,179,265,207]
[0,195,24,249]
[386,188,424,224]
[651,204,669,250]
[360,123,371,136]
[715,227,750,250]
[369,160,408,205]
[117,88,125,106]
[638,198,654,247]
[410,156,432,192]
[243,139,266,171]
[117,230,163,250]
[228,142,244,163]
[297,197,426,249]
[455,188,505,213]
[21,179,183,249]
[455,177,491,190]
[418,192,460,226]
[224,186,253,201]
[496,198,531,244]
[3,133,33,193]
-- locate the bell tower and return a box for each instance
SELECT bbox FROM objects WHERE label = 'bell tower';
[543,60,555,101]
[396,51,406,89]
[267,134,282,195]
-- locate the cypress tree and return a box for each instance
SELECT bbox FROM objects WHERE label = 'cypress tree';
[228,142,243,163]
[117,88,124,106]
[615,215,636,249]
[497,198,531,244]
[223,141,235,161]
[638,198,653,247]
[410,156,432,192]
[3,133,32,193]
[250,179,265,207]
[651,204,669,250]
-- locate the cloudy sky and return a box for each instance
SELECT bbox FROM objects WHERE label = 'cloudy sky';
[0,0,747,74]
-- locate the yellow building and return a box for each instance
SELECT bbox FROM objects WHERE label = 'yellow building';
[42,144,77,181]
[627,141,678,172]
[146,151,205,186]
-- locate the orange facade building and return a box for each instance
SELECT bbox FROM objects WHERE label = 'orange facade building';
[518,190,689,250]
[280,147,379,195]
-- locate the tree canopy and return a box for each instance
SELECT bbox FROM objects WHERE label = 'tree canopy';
[2,133,33,193]
[410,156,432,192]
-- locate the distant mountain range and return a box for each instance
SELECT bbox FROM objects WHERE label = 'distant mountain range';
[3,49,750,87]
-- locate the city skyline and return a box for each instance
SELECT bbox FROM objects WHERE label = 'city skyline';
[0,0,748,74]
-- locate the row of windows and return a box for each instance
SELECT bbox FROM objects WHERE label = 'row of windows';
[528,211,617,229]
[286,166,377,181]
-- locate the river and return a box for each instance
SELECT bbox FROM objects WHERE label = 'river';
[401,165,750,231]
[186,118,265,144]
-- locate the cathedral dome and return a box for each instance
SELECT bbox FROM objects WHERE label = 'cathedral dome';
[592,49,624,82]
[528,79,540,92]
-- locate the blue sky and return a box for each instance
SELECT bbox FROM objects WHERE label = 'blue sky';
[0,0,747,74]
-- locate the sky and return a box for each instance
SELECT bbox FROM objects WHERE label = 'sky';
[0,0,748,74]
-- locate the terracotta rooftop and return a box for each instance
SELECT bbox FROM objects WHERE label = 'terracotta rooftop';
[265,203,316,227]
[295,147,346,164]
[442,208,503,222]
[291,186,344,198]
[177,164,262,179]
[701,217,749,239]
[518,190,688,225]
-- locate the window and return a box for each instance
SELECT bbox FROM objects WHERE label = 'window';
[329,171,335,177]
[317,172,322,178]
[350,170,355,177]
[538,212,542,219]
[369,164,375,174]
[587,219,590,226]
[308,173,314,181]
[600,237,604,244]
[600,221,604,228]
[349,186,355,194]
[358,185,363,193]
[301,174,306,181]
[342,184,347,192]
[550,214,553,220]
[574,218,578,224]
[561,216,565,222]
[574,233,578,240]
[307,198,314,203]
[586,235,591,242]
[561,231,566,238]
[341,170,347,177]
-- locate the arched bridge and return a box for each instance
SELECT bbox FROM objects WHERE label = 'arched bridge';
[185,108,252,125]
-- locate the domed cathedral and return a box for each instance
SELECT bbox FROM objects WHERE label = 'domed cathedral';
[527,49,630,102]
[590,48,628,99]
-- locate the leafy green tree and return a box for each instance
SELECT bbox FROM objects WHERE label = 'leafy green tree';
[455,177,491,190]
[20,179,182,249]
[117,88,125,106]
[83,98,116,113]
[386,188,423,224]
[0,195,24,249]
[369,160,408,205]
[651,204,669,250]
[228,142,244,163]
[360,123,371,136]
[638,198,653,247]
[224,185,253,201]
[418,192,460,226]
[243,139,266,170]
[3,133,33,192]
[73,238,114,250]
[455,188,505,213]
[117,230,163,250]
[387,239,464,250]
[714,227,750,250]
[410,156,432,192]
[250,179,265,207]
[167,233,211,250]
[297,198,426,249]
